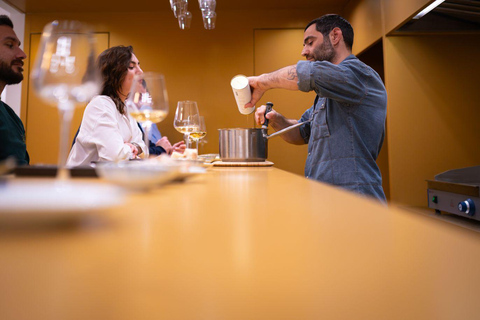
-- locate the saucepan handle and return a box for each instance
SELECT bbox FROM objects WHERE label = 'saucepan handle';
[262,102,274,129]
[265,119,312,139]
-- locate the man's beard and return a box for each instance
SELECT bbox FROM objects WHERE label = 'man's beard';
[312,36,336,63]
[0,60,23,85]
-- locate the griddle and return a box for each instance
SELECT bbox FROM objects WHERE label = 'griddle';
[427,166,480,221]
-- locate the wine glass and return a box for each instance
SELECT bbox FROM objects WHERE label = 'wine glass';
[173,101,199,149]
[31,20,101,180]
[189,116,207,153]
[126,72,169,159]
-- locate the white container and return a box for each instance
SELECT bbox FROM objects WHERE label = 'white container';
[231,75,254,115]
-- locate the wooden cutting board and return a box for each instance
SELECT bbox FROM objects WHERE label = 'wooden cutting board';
[213,161,274,167]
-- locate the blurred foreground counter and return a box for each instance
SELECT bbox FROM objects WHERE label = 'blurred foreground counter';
[1,167,480,319]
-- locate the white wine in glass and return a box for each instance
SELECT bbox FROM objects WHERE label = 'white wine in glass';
[189,131,207,140]
[126,72,169,159]
[173,101,199,149]
[189,116,206,152]
[31,20,101,180]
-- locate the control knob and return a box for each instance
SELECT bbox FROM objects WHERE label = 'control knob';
[458,199,475,216]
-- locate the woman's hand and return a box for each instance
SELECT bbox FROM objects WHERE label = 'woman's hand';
[126,142,139,157]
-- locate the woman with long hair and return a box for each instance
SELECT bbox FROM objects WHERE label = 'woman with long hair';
[67,45,146,166]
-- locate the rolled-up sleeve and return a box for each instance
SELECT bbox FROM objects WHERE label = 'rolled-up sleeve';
[297,60,315,92]
[296,59,367,104]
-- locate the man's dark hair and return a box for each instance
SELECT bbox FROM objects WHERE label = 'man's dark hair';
[0,15,14,28]
[97,45,134,115]
[305,14,354,50]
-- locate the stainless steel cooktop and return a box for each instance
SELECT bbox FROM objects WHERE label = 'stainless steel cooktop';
[427,166,480,221]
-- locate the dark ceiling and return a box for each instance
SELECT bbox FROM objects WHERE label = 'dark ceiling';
[397,0,480,33]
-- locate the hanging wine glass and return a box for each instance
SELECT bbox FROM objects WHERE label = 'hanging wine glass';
[31,20,101,180]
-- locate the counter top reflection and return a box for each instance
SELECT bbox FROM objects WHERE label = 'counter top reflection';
[1,167,479,319]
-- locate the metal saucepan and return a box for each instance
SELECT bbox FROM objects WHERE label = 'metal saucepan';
[218,102,312,162]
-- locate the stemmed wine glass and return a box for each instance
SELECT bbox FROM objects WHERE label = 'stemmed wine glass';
[173,101,199,149]
[31,20,101,180]
[189,116,207,153]
[126,72,169,159]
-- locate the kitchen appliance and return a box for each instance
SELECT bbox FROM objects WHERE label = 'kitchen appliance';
[427,166,480,221]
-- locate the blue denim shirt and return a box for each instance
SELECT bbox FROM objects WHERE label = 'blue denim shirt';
[296,55,387,201]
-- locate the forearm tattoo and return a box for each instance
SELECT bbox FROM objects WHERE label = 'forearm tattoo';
[265,65,298,87]
[286,66,297,81]
[266,72,280,84]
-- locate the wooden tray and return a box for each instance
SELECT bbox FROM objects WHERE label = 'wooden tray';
[213,161,274,167]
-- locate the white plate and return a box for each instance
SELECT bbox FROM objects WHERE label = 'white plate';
[95,161,182,191]
[0,180,124,225]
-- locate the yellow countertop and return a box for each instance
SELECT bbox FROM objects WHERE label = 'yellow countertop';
[1,167,479,319]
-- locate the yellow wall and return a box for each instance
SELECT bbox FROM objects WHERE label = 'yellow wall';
[21,9,336,165]
[382,0,431,34]
[384,35,480,206]
[344,0,383,55]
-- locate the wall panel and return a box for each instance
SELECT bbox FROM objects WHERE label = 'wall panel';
[384,35,480,206]
[382,0,430,34]
[344,0,383,55]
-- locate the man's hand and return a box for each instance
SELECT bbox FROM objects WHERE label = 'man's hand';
[255,105,305,145]
[155,136,172,149]
[155,136,174,155]
[245,75,267,111]
[155,136,186,155]
[171,141,186,154]
[255,104,279,127]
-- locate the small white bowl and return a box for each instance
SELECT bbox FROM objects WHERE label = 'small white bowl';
[199,153,220,162]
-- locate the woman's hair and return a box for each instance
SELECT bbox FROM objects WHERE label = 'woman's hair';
[97,45,134,114]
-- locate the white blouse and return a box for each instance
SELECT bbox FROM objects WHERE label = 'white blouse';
[67,95,146,167]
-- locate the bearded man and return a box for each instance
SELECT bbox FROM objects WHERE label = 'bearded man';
[246,14,387,202]
[0,15,29,165]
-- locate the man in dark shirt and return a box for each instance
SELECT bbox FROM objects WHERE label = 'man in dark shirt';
[0,15,29,165]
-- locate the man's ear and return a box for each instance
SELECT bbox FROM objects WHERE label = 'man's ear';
[330,27,342,46]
